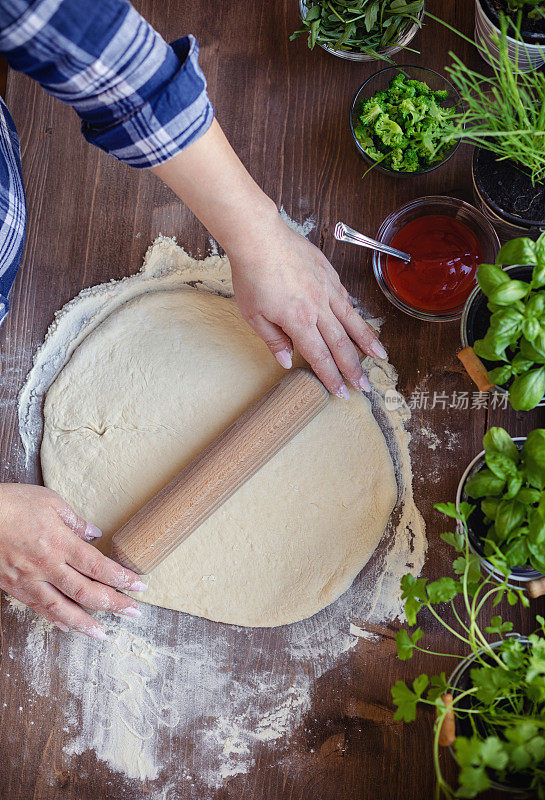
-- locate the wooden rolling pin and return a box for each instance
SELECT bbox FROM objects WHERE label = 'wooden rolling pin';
[111,368,329,574]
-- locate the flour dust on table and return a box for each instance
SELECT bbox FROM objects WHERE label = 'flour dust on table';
[40,264,397,627]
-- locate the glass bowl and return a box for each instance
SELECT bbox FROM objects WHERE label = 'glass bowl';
[350,65,462,176]
[373,196,501,322]
[298,0,424,62]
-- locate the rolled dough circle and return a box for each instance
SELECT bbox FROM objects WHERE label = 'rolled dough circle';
[41,288,397,626]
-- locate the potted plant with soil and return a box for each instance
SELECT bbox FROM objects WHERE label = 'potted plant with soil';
[456,426,545,591]
[392,502,545,799]
[460,233,545,411]
[436,16,545,240]
[290,0,424,62]
[475,0,545,71]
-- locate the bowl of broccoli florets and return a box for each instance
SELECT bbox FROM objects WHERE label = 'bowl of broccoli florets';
[350,65,462,175]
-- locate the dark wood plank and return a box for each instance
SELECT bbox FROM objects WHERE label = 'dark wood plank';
[0,1,542,799]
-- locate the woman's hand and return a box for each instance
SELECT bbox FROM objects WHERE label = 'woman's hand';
[229,212,386,397]
[151,121,386,396]
[0,484,146,639]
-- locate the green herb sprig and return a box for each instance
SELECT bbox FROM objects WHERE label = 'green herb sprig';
[464,426,545,574]
[473,233,545,411]
[392,503,545,799]
[290,0,424,60]
[506,0,545,21]
[427,12,545,185]
[353,72,457,173]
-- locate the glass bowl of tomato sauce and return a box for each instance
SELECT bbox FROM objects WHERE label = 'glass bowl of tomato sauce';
[373,196,501,322]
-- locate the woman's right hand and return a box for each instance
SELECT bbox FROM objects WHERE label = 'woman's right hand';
[0,483,147,639]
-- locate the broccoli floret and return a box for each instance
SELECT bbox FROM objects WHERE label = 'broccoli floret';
[412,130,437,163]
[398,98,425,125]
[400,148,420,172]
[358,98,387,126]
[387,73,414,102]
[353,128,383,161]
[405,78,433,97]
[433,88,449,101]
[426,99,456,124]
[389,148,405,170]
[374,90,389,103]
[374,114,404,147]
[413,96,433,117]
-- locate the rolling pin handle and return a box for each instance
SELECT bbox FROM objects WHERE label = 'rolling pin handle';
[527,577,545,599]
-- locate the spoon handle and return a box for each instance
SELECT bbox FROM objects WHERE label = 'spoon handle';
[334,221,411,263]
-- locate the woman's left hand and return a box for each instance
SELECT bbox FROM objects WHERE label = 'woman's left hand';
[229,211,386,398]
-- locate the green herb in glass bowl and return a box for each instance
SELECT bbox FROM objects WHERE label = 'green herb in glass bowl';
[290,0,424,62]
[352,71,458,174]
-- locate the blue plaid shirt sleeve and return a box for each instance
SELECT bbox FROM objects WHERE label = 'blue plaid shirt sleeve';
[0,0,214,168]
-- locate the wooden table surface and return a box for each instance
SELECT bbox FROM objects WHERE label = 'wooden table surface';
[0,1,544,799]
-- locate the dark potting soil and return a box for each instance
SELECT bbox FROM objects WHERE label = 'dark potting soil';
[474,148,545,226]
[481,0,545,39]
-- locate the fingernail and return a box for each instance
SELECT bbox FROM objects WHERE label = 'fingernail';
[87,627,108,642]
[275,348,292,370]
[85,523,102,540]
[369,341,387,360]
[128,580,148,592]
[335,383,350,400]
[120,607,142,618]
[356,373,371,392]
[56,622,70,632]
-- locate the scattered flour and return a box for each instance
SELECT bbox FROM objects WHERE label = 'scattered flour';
[10,217,426,795]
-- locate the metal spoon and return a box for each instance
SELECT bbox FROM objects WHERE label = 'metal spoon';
[334,221,411,262]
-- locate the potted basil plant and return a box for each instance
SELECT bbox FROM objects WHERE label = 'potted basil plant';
[392,503,545,799]
[461,233,545,411]
[456,426,545,588]
[290,0,425,62]
[433,14,545,241]
[475,0,545,71]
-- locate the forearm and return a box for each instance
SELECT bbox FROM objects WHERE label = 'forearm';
[150,119,278,256]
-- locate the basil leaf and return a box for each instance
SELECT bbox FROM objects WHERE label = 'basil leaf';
[477,263,510,297]
[481,497,500,519]
[523,317,541,341]
[494,500,525,540]
[535,230,545,267]
[522,429,545,490]
[465,468,506,498]
[487,366,511,386]
[483,427,519,462]
[520,337,545,364]
[528,507,545,547]
[516,487,542,505]
[488,280,530,306]
[511,353,534,375]
[473,331,510,361]
[504,472,524,500]
[509,367,545,411]
[526,292,545,315]
[496,236,537,267]
[485,452,518,480]
[532,263,545,289]
[530,551,545,573]
[504,536,529,568]
[490,306,524,332]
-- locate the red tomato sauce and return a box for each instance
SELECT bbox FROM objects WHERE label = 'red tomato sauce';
[386,215,483,312]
